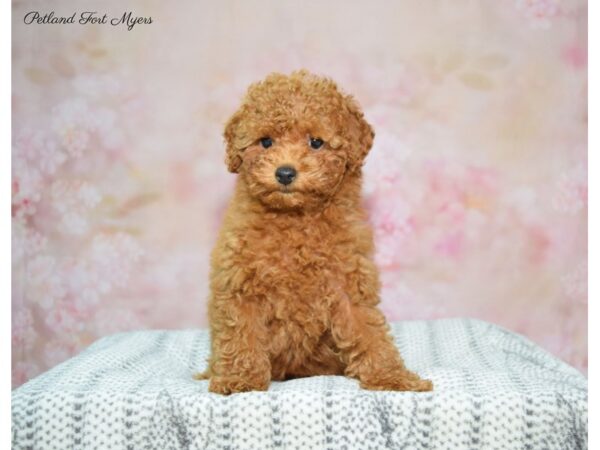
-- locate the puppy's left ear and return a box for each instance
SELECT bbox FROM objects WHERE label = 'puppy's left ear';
[223,110,244,173]
[345,95,375,172]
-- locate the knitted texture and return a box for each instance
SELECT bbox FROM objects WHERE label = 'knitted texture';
[12,319,587,449]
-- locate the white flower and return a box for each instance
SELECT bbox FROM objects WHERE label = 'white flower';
[29,260,66,311]
[552,163,587,214]
[77,183,102,208]
[52,96,125,155]
[65,263,93,293]
[38,294,56,310]
[52,98,93,157]
[93,107,124,150]
[28,232,47,256]
[74,288,101,310]
[45,309,81,335]
[363,130,413,196]
[72,74,124,99]
[40,147,67,175]
[561,261,587,303]
[26,255,55,283]
[51,181,103,235]
[12,126,64,179]
[89,233,143,289]
[13,227,48,264]
[13,127,56,163]
[62,212,88,235]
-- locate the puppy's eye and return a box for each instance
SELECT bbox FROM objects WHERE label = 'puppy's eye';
[260,137,273,149]
[309,137,324,150]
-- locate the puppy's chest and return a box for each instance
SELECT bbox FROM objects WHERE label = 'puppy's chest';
[241,225,350,306]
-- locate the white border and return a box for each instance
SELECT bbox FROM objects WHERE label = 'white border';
[2,0,12,445]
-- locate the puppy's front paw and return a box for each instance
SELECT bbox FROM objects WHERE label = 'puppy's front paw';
[209,375,270,395]
[192,370,210,380]
[360,370,433,392]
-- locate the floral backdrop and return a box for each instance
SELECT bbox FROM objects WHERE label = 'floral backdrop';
[12,0,587,387]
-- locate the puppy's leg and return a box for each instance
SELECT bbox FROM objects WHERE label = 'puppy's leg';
[331,258,433,392]
[204,299,272,395]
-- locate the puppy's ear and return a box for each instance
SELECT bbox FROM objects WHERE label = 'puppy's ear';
[223,110,244,173]
[344,95,375,172]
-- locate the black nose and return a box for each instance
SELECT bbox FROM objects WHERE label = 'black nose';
[275,166,297,185]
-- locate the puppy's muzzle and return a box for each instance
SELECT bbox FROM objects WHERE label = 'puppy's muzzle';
[275,166,297,186]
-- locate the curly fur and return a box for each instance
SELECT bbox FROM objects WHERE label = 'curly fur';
[195,70,433,394]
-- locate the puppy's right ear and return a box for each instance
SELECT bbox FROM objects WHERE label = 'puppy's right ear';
[344,95,375,172]
[223,110,243,173]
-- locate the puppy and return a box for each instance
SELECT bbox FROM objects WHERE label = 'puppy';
[195,70,433,395]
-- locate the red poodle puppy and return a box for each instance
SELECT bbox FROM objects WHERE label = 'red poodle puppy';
[195,70,433,395]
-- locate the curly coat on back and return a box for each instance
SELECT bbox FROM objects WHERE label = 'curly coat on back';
[195,70,433,394]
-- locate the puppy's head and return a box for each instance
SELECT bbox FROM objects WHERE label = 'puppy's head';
[223,70,374,211]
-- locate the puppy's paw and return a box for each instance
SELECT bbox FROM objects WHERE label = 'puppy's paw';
[192,370,210,380]
[360,370,433,392]
[209,376,270,395]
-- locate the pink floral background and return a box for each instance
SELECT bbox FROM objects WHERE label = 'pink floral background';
[12,0,587,387]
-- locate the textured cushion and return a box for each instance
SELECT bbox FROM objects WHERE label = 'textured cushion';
[11,319,587,449]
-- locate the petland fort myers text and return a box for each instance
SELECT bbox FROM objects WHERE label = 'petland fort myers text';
[23,11,152,31]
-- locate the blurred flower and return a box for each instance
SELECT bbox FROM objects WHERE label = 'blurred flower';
[45,307,84,334]
[12,308,36,352]
[12,225,48,264]
[72,74,125,99]
[51,97,125,156]
[12,71,145,386]
[12,361,41,388]
[78,183,102,208]
[552,163,587,214]
[363,130,413,196]
[43,340,79,368]
[52,98,93,157]
[92,308,142,336]
[89,233,144,288]
[561,42,587,70]
[14,127,66,176]
[62,212,89,235]
[51,180,103,235]
[515,0,560,29]
[561,261,587,303]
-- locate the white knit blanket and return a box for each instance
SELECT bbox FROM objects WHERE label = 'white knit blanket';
[12,319,587,449]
